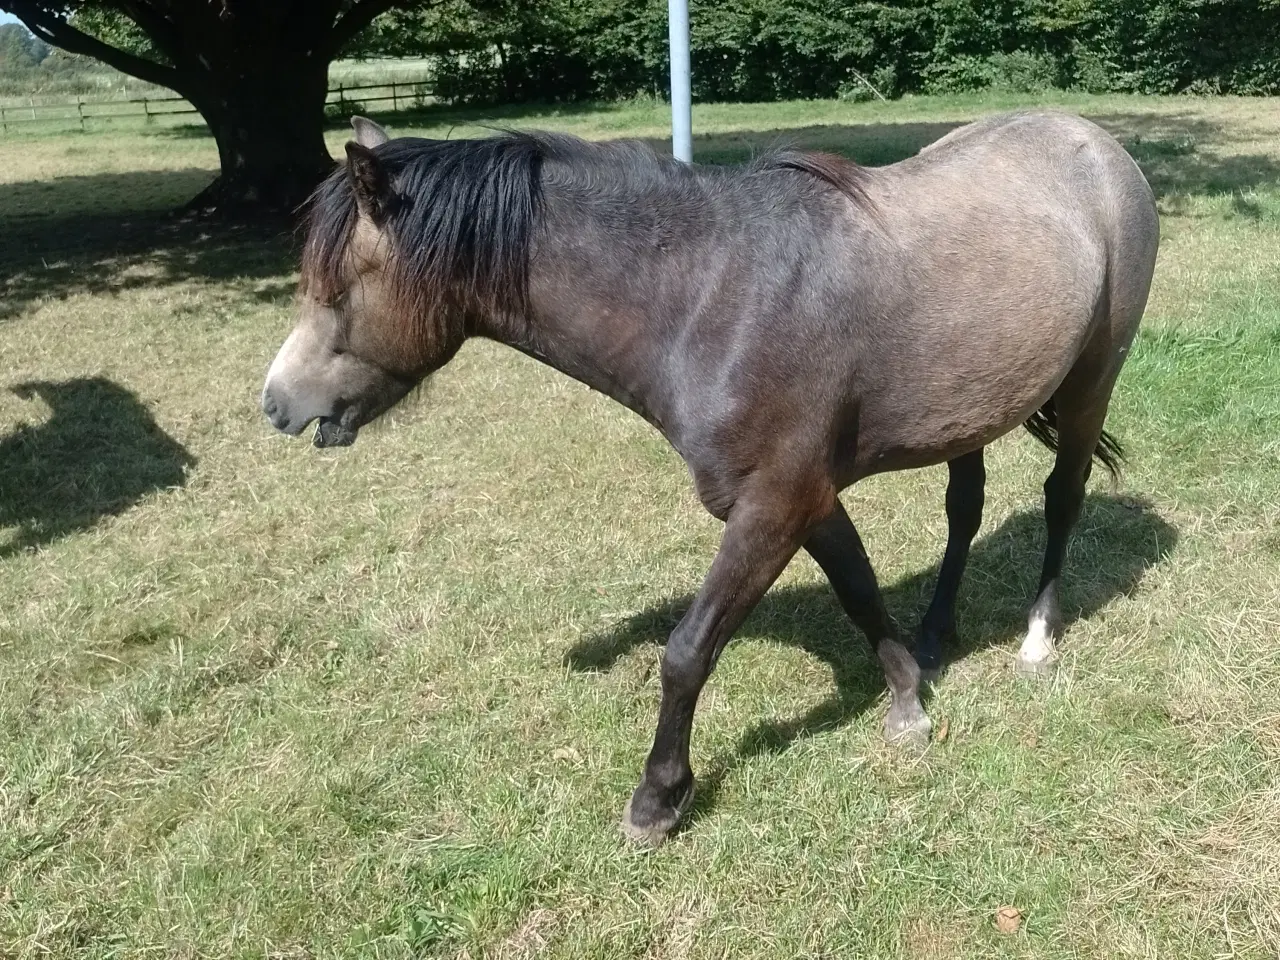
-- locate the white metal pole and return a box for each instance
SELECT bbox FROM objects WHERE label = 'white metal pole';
[668,0,692,162]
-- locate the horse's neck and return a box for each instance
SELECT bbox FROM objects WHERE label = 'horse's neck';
[484,293,676,434]
[508,329,667,431]
[477,202,698,435]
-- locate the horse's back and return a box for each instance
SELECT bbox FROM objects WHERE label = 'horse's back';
[903,110,1158,292]
[919,111,1160,389]
[899,110,1153,240]
[839,112,1158,474]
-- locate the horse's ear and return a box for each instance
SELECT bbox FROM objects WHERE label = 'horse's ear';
[350,115,389,148]
[345,141,390,222]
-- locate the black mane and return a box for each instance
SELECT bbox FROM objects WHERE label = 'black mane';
[300,131,871,323]
[302,133,546,323]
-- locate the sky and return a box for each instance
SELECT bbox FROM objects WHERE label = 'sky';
[0,12,21,25]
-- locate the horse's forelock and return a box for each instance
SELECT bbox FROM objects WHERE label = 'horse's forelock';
[299,167,359,306]
[298,135,550,331]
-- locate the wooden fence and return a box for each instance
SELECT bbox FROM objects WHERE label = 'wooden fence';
[0,79,434,134]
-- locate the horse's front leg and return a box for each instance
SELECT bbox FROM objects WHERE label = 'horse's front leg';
[621,495,822,845]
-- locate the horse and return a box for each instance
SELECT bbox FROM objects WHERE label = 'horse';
[262,112,1159,845]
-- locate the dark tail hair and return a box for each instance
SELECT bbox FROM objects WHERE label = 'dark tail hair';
[1023,398,1125,481]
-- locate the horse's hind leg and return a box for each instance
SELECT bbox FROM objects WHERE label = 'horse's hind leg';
[1016,393,1112,676]
[805,500,930,744]
[916,448,986,680]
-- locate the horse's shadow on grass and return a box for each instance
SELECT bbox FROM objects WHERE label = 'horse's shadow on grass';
[567,493,1176,817]
[0,378,195,557]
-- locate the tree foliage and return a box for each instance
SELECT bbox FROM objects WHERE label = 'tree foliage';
[391,0,1280,104]
[0,20,117,95]
[0,19,49,66]
[68,6,161,62]
[0,1,423,214]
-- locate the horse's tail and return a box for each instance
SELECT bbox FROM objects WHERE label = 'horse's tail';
[1023,398,1125,481]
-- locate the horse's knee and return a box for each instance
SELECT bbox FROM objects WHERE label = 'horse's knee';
[659,632,709,697]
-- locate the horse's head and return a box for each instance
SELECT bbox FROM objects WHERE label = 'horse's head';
[261,117,468,447]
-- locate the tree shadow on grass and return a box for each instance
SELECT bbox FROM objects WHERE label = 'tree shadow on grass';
[4,102,1279,323]
[0,378,195,557]
[668,111,1280,203]
[0,169,297,323]
[566,493,1177,819]
[151,99,646,141]
[160,100,1280,202]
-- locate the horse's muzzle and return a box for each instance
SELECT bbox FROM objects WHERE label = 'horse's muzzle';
[314,416,359,448]
[261,388,309,436]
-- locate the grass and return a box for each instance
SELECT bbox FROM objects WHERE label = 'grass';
[1,91,1278,959]
[328,58,436,87]
[0,57,434,135]
[0,57,435,108]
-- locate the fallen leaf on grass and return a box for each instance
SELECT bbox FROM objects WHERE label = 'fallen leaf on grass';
[995,906,1023,934]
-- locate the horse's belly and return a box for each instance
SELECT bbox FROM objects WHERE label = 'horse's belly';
[858,382,1050,475]
[850,296,1096,476]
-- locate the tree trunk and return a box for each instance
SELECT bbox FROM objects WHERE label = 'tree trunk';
[185,54,334,218]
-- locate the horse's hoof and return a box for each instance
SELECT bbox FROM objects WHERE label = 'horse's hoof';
[1015,619,1058,679]
[883,707,932,746]
[620,781,695,847]
[1014,654,1057,679]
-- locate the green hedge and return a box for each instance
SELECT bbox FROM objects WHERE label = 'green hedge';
[373,0,1280,104]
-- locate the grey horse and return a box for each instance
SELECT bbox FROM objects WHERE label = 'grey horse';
[262,111,1159,844]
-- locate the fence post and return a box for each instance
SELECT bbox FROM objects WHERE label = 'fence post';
[77,96,85,131]
[143,98,151,122]
[1,105,6,135]
[29,96,36,121]
[338,82,345,114]
[392,81,398,112]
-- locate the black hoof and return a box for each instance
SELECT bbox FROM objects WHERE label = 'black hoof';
[620,780,695,847]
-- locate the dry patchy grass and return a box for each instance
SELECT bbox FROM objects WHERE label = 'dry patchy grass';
[1,92,1278,959]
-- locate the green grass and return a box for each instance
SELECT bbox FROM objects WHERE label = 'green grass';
[2,91,1279,959]
[0,57,434,108]
[0,58,434,136]
[328,58,436,87]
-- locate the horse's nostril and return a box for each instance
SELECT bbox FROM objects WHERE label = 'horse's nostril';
[262,391,293,432]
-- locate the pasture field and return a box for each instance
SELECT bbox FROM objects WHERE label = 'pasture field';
[0,58,436,108]
[328,58,437,87]
[1,92,1279,959]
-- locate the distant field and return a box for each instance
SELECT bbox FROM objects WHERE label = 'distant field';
[0,58,435,135]
[1,93,1278,959]
[329,57,437,86]
[0,57,435,108]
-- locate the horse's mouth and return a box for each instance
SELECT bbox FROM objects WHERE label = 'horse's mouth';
[313,414,359,448]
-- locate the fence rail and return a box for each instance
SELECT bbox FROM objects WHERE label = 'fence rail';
[0,79,434,134]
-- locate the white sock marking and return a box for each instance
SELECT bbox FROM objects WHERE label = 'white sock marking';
[1019,616,1056,664]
